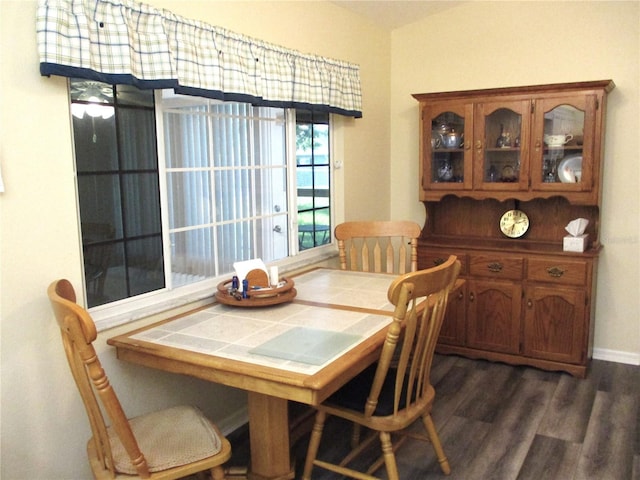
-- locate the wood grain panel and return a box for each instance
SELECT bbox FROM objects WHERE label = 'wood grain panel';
[527,257,588,286]
[469,254,524,280]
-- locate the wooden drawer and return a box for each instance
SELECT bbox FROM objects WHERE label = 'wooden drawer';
[419,249,468,274]
[469,254,524,280]
[527,258,588,286]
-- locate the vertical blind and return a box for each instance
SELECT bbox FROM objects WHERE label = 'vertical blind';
[37,0,363,118]
[162,98,289,283]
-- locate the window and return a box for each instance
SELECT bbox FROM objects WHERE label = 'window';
[70,80,336,317]
[296,111,331,251]
[71,82,164,308]
[160,92,289,283]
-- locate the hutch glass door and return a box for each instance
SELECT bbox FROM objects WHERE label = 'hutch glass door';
[474,100,529,190]
[422,102,472,191]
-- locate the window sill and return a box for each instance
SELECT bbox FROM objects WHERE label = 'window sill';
[93,246,338,332]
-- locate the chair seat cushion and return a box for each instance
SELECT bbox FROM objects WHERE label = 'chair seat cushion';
[327,364,410,416]
[108,405,222,474]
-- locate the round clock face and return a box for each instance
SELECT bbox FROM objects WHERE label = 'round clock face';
[500,209,530,238]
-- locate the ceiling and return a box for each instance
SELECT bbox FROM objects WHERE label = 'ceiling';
[330,1,464,30]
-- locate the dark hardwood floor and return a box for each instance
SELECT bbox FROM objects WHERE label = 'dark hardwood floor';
[226,354,640,479]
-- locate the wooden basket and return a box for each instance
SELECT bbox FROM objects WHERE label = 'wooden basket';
[215,273,296,307]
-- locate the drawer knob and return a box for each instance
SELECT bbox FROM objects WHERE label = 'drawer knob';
[433,257,445,266]
[487,262,503,273]
[547,266,565,278]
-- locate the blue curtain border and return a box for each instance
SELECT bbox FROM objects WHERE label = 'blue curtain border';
[40,62,363,118]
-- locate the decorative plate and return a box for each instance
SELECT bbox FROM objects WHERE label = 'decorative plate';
[558,155,582,183]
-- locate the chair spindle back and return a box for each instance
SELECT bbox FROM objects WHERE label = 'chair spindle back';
[48,279,150,478]
[335,221,421,274]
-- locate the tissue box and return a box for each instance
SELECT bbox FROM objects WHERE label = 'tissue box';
[563,234,589,252]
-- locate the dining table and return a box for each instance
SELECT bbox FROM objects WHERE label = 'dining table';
[107,267,399,480]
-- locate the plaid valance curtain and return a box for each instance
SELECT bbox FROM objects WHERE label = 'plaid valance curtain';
[37,0,363,118]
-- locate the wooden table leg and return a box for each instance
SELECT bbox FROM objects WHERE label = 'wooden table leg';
[247,392,295,480]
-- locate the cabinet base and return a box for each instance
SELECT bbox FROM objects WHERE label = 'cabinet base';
[436,344,588,378]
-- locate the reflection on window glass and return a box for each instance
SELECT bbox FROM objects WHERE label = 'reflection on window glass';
[71,79,164,307]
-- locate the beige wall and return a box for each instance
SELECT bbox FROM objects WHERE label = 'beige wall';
[0,1,638,478]
[389,1,640,359]
[0,1,390,478]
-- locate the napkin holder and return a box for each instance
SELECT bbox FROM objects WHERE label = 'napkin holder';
[563,218,589,252]
[563,234,588,252]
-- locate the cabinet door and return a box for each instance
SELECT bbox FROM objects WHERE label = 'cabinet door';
[473,100,531,191]
[421,101,473,191]
[467,279,522,354]
[438,281,467,346]
[523,285,586,364]
[530,95,597,194]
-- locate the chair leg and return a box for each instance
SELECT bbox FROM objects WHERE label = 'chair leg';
[422,413,451,475]
[302,410,327,480]
[379,431,400,480]
[210,465,225,480]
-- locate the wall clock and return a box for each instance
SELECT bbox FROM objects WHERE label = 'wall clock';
[500,209,529,238]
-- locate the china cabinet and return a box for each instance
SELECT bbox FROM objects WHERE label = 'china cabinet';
[413,80,614,377]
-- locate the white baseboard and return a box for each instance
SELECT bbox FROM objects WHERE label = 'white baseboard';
[218,406,249,436]
[593,348,640,366]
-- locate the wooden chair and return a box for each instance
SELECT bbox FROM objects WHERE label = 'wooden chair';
[335,221,421,274]
[302,255,461,480]
[47,279,233,480]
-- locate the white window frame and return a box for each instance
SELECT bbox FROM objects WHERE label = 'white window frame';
[87,100,344,331]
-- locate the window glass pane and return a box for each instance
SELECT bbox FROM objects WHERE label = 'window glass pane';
[118,108,158,170]
[122,173,162,237]
[70,79,165,307]
[86,241,127,305]
[256,166,287,216]
[73,115,118,172]
[256,216,289,261]
[312,124,329,165]
[211,110,251,168]
[116,84,154,107]
[126,237,165,296]
[313,207,331,243]
[214,168,255,221]
[216,221,253,272]
[170,228,215,284]
[167,171,213,228]
[164,108,210,169]
[83,225,119,305]
[163,96,290,285]
[77,175,123,237]
[254,109,286,167]
[313,166,330,208]
[70,79,113,103]
[296,110,330,251]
